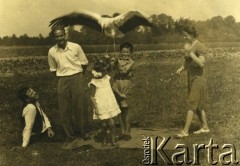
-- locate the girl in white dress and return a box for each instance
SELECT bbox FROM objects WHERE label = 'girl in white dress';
[89,61,121,146]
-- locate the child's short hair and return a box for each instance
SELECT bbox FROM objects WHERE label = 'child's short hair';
[18,87,29,102]
[93,61,107,73]
[120,42,133,53]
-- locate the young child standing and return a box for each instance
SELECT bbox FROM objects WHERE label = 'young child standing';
[18,87,55,147]
[111,42,135,141]
[89,61,121,147]
[175,26,210,138]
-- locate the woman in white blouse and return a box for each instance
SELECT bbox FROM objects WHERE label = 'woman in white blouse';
[18,87,55,147]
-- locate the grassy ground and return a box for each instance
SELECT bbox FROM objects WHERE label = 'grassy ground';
[1,50,240,165]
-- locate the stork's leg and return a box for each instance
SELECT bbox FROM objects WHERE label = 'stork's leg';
[105,39,110,54]
[113,38,116,52]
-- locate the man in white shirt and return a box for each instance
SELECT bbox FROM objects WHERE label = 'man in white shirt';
[48,26,89,140]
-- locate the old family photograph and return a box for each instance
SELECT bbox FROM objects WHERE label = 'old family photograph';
[1,0,240,165]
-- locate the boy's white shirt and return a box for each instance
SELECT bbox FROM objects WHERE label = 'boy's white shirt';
[22,102,51,147]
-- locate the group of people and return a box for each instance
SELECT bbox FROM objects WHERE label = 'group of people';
[18,26,134,147]
[18,25,210,148]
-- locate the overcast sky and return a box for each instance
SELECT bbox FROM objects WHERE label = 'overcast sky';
[1,0,240,37]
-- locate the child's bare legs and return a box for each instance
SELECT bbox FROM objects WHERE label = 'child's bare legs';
[107,118,118,146]
[118,114,125,136]
[119,107,131,140]
[123,107,130,135]
[196,109,209,130]
[182,110,194,134]
[101,120,107,146]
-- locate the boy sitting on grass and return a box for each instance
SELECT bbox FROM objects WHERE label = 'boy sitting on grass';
[18,87,55,147]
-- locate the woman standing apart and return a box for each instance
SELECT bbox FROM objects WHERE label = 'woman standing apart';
[175,26,210,138]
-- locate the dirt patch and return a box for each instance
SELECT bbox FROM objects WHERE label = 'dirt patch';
[61,128,183,150]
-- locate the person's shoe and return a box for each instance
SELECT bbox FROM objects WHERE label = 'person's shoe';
[193,128,210,134]
[174,131,189,139]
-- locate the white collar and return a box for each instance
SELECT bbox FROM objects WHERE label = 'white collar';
[56,42,71,51]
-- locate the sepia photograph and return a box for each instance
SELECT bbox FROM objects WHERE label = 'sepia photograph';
[1,0,240,165]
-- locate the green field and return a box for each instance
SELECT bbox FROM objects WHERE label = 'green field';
[1,42,240,58]
[1,46,240,165]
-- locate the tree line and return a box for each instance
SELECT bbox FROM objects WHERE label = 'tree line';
[1,14,240,46]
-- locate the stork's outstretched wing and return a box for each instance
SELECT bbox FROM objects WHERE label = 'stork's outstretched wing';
[49,10,102,32]
[114,11,152,33]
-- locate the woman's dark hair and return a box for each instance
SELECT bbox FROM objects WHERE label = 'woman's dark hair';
[182,26,198,37]
[18,87,32,109]
[18,87,29,102]
[120,42,133,53]
[93,61,107,73]
[18,87,37,109]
